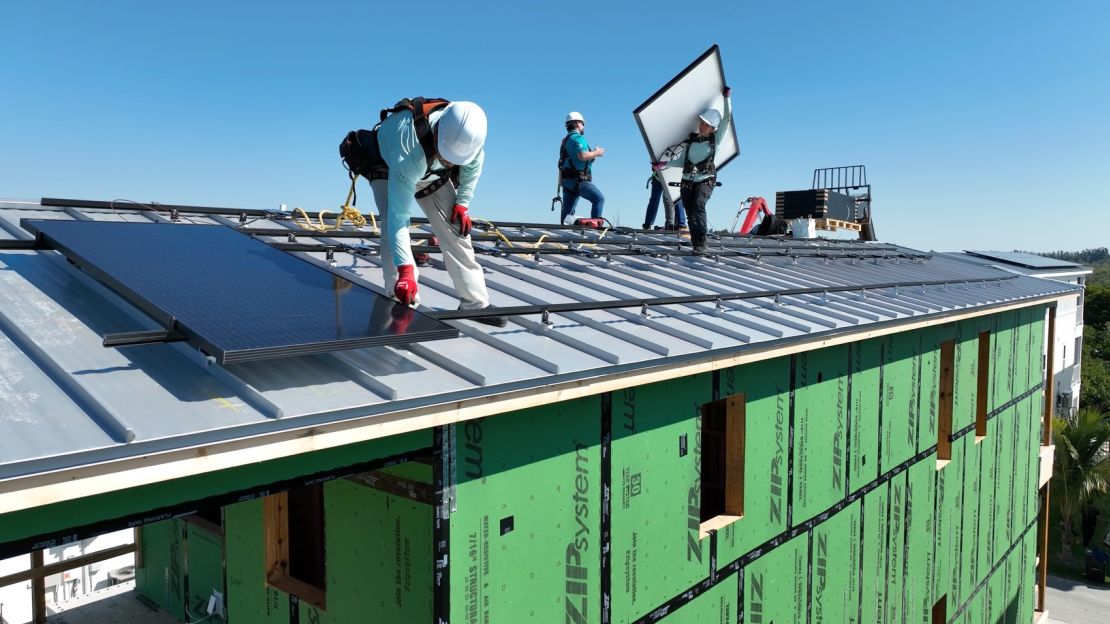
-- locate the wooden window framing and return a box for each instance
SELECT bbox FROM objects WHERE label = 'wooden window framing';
[975,330,991,441]
[699,393,745,536]
[265,485,327,610]
[937,340,955,466]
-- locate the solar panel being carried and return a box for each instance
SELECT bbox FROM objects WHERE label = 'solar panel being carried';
[22,219,458,363]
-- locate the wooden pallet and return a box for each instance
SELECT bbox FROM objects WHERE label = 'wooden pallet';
[815,218,862,232]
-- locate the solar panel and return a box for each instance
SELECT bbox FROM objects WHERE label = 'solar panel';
[23,220,458,363]
[633,44,740,204]
[964,250,1081,270]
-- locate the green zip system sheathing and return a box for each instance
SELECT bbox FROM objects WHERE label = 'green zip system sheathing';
[0,430,433,557]
[136,517,225,622]
[223,462,434,624]
[171,305,1050,624]
[449,396,604,624]
[136,519,186,620]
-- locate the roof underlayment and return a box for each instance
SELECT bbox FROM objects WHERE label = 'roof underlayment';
[0,199,1081,511]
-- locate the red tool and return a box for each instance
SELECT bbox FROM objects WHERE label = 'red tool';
[733,197,772,234]
[573,217,607,229]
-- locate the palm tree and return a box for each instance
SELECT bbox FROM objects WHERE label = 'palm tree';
[1051,407,1110,561]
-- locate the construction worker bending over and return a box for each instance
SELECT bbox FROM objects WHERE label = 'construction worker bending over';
[653,87,732,254]
[557,112,605,225]
[340,98,506,327]
[643,169,687,231]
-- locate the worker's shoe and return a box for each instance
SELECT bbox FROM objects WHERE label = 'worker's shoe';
[474,315,508,328]
[465,305,508,328]
[691,244,709,256]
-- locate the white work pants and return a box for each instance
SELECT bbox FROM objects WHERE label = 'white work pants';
[370,179,491,310]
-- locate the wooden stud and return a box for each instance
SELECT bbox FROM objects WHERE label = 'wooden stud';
[31,549,45,624]
[0,543,135,588]
[1043,307,1056,445]
[263,492,289,583]
[938,340,955,462]
[724,394,745,517]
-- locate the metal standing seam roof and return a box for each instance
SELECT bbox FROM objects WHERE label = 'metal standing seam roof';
[0,198,1080,488]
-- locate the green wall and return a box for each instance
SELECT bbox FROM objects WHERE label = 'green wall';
[141,305,1051,623]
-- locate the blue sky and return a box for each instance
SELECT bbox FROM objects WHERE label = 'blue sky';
[2,1,1107,252]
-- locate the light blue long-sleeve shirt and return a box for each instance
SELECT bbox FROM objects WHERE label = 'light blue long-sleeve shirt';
[662,96,732,183]
[376,108,484,267]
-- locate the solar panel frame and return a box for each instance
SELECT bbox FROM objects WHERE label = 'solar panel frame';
[633,44,740,204]
[964,250,1081,270]
[22,219,459,363]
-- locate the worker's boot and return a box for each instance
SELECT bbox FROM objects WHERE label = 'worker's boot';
[466,305,508,328]
[474,316,508,328]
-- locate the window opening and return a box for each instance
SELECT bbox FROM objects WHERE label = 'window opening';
[265,485,326,608]
[699,393,745,534]
[976,331,990,440]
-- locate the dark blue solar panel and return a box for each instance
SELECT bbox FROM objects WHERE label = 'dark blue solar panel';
[23,219,457,363]
[965,250,1081,270]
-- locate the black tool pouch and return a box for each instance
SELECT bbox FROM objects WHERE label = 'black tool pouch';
[339,129,388,180]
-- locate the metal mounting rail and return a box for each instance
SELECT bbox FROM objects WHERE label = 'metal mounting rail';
[40,197,621,232]
[40,197,900,247]
[429,274,1019,321]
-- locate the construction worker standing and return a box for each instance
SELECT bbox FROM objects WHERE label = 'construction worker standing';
[557,112,606,225]
[642,170,688,230]
[653,87,732,254]
[340,98,506,327]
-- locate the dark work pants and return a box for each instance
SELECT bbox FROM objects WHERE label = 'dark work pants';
[680,178,715,251]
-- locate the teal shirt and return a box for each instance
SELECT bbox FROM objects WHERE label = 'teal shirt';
[563,132,591,172]
[377,108,484,266]
[662,96,732,182]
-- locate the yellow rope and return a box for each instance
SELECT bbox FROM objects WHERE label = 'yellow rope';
[294,207,332,231]
[292,175,371,232]
[477,219,513,247]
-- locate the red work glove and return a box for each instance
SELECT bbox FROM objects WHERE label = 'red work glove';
[651,161,666,172]
[723,86,731,97]
[450,204,472,236]
[393,264,418,305]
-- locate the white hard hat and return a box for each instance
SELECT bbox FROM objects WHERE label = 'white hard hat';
[699,108,722,129]
[437,102,487,165]
[565,111,585,124]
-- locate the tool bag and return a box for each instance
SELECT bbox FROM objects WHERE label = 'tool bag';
[339,129,388,180]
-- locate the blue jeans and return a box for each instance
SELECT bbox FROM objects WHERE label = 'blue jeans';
[561,179,604,222]
[643,176,687,228]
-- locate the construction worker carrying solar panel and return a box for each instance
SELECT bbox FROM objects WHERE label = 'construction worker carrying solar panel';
[652,86,732,255]
[339,97,507,328]
[555,111,606,226]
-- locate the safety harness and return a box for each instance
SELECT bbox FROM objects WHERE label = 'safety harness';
[557,133,592,183]
[680,131,717,178]
[339,97,456,188]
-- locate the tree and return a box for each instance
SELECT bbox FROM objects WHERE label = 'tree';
[1086,285,1110,329]
[1082,325,1110,412]
[1051,407,1110,560]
